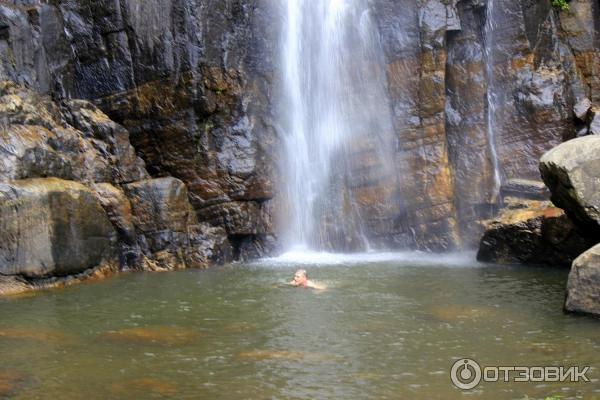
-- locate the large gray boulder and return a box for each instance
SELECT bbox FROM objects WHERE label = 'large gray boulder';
[539,136,600,235]
[0,178,116,277]
[565,244,600,317]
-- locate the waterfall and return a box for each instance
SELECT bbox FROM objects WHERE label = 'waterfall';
[483,0,502,204]
[278,0,395,251]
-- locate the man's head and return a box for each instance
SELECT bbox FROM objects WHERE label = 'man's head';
[292,269,308,286]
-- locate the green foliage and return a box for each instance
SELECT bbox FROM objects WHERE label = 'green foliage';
[551,0,569,11]
[544,396,562,400]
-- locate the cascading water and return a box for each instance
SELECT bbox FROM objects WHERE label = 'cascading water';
[483,0,502,204]
[278,0,395,252]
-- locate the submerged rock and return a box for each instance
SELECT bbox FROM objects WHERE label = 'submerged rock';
[565,244,600,317]
[0,327,68,343]
[540,136,600,236]
[100,326,202,346]
[110,378,177,397]
[477,200,594,267]
[0,369,27,398]
[0,178,116,277]
[428,304,498,322]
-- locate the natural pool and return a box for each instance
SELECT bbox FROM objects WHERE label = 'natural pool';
[0,252,598,399]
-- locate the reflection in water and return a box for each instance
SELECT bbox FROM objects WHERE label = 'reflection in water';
[0,256,598,399]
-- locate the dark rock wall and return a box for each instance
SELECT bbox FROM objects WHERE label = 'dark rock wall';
[445,1,497,247]
[369,0,596,250]
[371,0,461,251]
[0,0,598,254]
[1,0,279,256]
[0,80,232,282]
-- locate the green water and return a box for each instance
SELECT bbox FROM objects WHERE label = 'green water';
[0,252,598,399]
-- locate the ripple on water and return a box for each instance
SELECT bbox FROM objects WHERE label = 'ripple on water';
[236,349,338,363]
[0,256,594,400]
[427,304,501,323]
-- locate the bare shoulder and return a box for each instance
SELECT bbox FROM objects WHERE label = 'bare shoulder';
[307,280,327,290]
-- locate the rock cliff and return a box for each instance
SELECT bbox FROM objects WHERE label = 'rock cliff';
[0,0,598,283]
[0,81,231,294]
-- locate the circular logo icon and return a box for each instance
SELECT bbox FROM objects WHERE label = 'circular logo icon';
[451,358,482,390]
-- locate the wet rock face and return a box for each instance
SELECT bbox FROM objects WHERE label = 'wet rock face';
[0,81,148,184]
[0,82,232,293]
[123,177,232,268]
[368,0,598,250]
[444,0,497,247]
[565,243,600,317]
[368,0,461,250]
[477,199,595,267]
[0,0,598,253]
[0,0,277,253]
[0,178,116,278]
[540,136,600,236]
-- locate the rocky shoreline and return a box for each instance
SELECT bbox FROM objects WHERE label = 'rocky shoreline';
[478,136,600,317]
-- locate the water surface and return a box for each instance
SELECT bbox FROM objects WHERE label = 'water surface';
[0,253,598,399]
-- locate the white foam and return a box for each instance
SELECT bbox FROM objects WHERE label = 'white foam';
[258,248,479,268]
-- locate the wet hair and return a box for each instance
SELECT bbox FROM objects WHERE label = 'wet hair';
[295,269,308,278]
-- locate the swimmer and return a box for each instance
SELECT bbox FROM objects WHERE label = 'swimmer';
[289,269,326,290]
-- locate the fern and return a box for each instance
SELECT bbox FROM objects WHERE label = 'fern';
[551,0,569,11]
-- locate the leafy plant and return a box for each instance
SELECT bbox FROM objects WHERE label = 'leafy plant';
[544,396,562,400]
[551,0,569,11]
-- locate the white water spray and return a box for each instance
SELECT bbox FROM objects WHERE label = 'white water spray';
[483,0,502,203]
[279,0,395,251]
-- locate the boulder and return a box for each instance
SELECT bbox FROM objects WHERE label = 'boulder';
[565,244,600,317]
[123,177,232,268]
[91,183,144,269]
[477,200,595,267]
[0,81,148,184]
[539,136,600,235]
[124,177,196,237]
[63,100,148,183]
[0,275,31,296]
[0,178,116,277]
